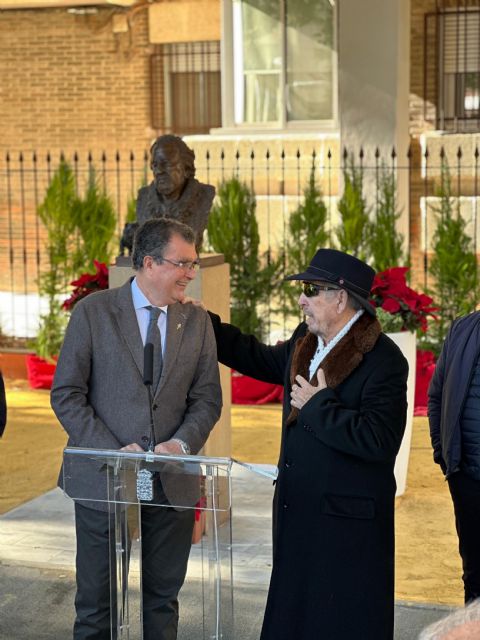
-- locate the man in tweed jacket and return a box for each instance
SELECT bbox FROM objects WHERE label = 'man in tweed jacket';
[51,218,222,640]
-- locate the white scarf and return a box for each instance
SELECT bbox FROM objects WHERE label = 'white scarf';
[308,309,364,380]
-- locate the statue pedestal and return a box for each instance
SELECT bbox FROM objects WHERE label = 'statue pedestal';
[109,254,231,458]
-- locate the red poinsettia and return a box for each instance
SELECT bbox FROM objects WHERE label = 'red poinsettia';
[369,267,437,333]
[62,260,109,312]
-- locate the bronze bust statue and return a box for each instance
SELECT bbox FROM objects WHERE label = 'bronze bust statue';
[130,135,214,253]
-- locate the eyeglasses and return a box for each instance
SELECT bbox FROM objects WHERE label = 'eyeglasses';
[161,257,200,272]
[302,282,340,297]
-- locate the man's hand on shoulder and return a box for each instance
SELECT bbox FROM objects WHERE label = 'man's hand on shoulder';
[181,296,206,311]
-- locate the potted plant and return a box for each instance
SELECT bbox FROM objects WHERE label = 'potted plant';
[27,161,77,388]
[28,161,115,389]
[369,266,437,496]
[370,266,436,333]
[206,176,281,340]
[62,261,109,312]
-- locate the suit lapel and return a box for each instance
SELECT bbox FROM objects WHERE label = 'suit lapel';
[154,302,189,396]
[112,279,144,377]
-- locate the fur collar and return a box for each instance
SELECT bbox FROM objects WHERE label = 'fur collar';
[286,313,382,425]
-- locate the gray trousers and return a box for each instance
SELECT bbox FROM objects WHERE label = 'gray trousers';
[73,501,194,640]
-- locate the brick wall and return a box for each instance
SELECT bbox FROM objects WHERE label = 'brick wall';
[0,7,154,156]
[0,6,157,303]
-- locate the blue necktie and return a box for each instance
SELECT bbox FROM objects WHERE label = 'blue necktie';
[146,306,163,389]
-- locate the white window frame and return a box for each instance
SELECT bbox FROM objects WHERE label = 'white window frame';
[219,0,338,133]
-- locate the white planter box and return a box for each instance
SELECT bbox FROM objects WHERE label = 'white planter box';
[386,331,417,497]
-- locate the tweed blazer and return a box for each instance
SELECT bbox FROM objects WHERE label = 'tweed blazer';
[51,279,222,510]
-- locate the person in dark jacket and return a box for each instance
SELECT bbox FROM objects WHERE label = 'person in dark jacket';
[0,371,6,438]
[207,249,409,640]
[428,312,480,604]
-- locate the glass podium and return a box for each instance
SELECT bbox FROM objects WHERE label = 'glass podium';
[62,447,276,640]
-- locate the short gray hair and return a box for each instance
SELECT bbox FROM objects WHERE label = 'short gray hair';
[132,217,195,270]
[418,600,480,639]
[346,292,363,312]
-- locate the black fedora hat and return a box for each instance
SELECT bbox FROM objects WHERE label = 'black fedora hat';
[285,248,376,316]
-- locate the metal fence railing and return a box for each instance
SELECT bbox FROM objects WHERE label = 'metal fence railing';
[1,143,479,339]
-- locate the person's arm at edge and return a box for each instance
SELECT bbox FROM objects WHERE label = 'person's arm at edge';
[427,324,453,474]
[0,372,6,438]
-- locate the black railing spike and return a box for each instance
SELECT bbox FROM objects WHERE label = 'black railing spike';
[312,149,316,159]
[440,146,445,159]
[475,146,480,160]
[457,146,462,159]
[46,152,51,163]
[144,149,149,162]
[74,151,79,163]
[407,145,412,159]
[359,147,364,160]
[235,149,240,160]
[296,149,300,159]
[343,146,348,160]
[60,151,65,162]
[266,149,270,160]
[206,150,210,161]
[6,152,10,163]
[391,147,397,159]
[220,149,225,160]
[102,151,107,163]
[424,146,429,159]
[130,151,135,161]
[32,151,37,163]
[327,148,332,159]
[281,149,285,160]
[88,151,93,163]
[19,152,23,163]
[375,147,380,159]
[250,150,255,160]
[116,151,120,162]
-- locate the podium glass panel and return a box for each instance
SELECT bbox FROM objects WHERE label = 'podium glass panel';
[63,447,234,640]
[63,448,277,639]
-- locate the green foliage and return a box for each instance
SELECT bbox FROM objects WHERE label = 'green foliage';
[375,307,406,334]
[207,177,280,339]
[35,161,117,360]
[281,167,329,320]
[71,167,116,273]
[336,155,370,260]
[35,302,68,363]
[426,162,478,355]
[368,165,406,272]
[125,196,137,224]
[125,175,147,224]
[36,161,77,360]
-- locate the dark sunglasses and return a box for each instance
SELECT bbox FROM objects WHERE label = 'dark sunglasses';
[302,282,340,297]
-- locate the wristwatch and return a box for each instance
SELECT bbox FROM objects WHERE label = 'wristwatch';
[172,438,190,455]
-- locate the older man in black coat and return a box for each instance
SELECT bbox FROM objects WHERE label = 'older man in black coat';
[208,249,408,640]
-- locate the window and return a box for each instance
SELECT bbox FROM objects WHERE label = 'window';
[151,41,221,135]
[425,8,480,132]
[228,0,336,128]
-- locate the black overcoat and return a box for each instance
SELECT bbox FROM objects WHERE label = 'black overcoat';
[209,313,408,640]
